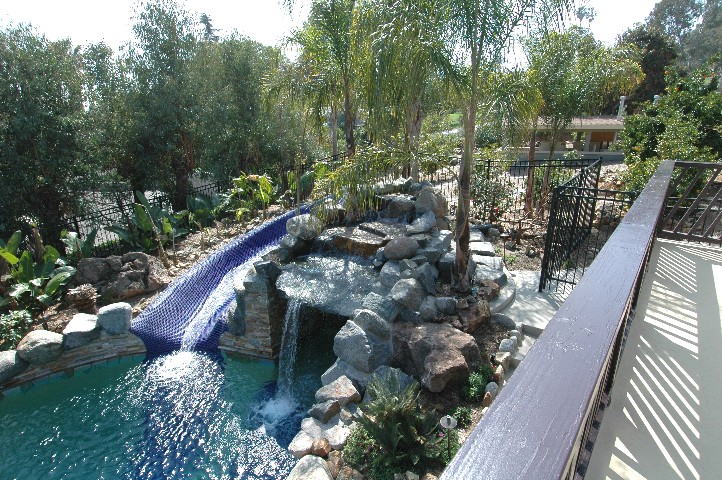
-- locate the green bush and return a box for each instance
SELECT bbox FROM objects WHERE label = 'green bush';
[452,406,473,429]
[465,363,494,401]
[344,370,455,478]
[0,309,33,350]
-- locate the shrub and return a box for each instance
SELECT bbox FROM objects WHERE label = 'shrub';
[465,363,494,401]
[452,406,473,429]
[0,309,33,350]
[344,370,455,478]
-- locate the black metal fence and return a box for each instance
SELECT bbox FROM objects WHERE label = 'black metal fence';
[658,161,722,244]
[47,180,229,258]
[472,157,600,226]
[539,160,638,293]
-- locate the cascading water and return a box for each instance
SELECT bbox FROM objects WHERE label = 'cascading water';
[277,298,303,398]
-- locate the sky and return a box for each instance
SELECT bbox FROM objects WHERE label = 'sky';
[0,0,659,53]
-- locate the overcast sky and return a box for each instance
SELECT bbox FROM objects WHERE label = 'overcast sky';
[0,0,659,53]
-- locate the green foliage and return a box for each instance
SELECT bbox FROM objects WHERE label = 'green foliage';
[347,371,453,478]
[60,229,98,263]
[621,66,722,189]
[451,406,473,429]
[465,364,495,401]
[215,173,275,221]
[0,25,92,240]
[471,151,516,222]
[185,194,218,230]
[0,310,33,350]
[0,233,76,314]
[106,192,187,254]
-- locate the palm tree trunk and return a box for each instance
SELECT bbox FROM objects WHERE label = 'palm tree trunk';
[331,105,339,159]
[343,75,355,156]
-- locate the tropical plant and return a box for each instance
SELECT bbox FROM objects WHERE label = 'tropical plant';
[0,309,33,350]
[349,371,451,476]
[0,236,76,314]
[106,191,186,265]
[215,173,275,221]
[451,406,473,429]
[60,229,98,263]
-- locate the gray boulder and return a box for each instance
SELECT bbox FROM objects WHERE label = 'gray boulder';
[321,359,371,390]
[361,292,398,322]
[353,309,391,340]
[380,261,402,288]
[415,187,448,218]
[315,375,362,407]
[287,455,334,480]
[407,211,436,235]
[308,400,341,423]
[438,251,456,284]
[384,196,415,219]
[333,320,390,373]
[287,214,324,241]
[389,278,425,311]
[62,313,100,349]
[384,237,419,261]
[0,350,28,383]
[16,330,64,365]
[419,296,439,321]
[97,302,132,335]
[75,257,115,285]
[436,297,457,315]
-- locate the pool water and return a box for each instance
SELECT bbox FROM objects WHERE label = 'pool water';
[0,352,302,480]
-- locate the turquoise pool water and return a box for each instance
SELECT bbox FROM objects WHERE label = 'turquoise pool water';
[0,352,300,479]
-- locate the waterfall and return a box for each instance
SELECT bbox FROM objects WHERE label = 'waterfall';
[277,298,303,398]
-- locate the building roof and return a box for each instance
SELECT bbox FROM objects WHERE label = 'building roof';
[537,115,624,132]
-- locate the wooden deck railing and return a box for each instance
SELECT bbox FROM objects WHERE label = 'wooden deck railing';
[441,160,677,479]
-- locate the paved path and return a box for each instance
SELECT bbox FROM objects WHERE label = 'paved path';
[585,239,722,480]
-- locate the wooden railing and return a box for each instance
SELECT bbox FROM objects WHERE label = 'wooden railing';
[441,160,676,479]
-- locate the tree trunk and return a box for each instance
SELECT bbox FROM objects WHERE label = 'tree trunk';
[173,132,195,211]
[454,103,474,293]
[406,97,423,182]
[343,75,355,156]
[524,125,537,215]
[540,129,557,218]
[331,105,339,160]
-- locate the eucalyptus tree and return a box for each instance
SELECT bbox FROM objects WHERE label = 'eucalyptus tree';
[0,25,89,239]
[353,0,457,180]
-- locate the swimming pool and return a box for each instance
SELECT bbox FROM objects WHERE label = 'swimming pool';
[0,352,303,479]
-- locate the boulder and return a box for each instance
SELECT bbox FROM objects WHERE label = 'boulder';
[353,309,391,340]
[384,196,416,219]
[74,257,115,285]
[491,313,517,329]
[384,237,419,261]
[415,187,448,218]
[361,292,398,322]
[337,466,365,480]
[321,359,371,391]
[408,263,438,294]
[485,381,500,398]
[469,241,496,257]
[287,214,324,241]
[16,330,64,365]
[288,430,315,458]
[458,301,490,334]
[435,297,457,315]
[286,455,334,480]
[499,338,516,353]
[406,211,436,235]
[309,400,341,423]
[315,375,362,407]
[392,322,481,393]
[332,227,386,257]
[380,261,402,289]
[327,451,344,479]
[97,302,132,335]
[79,252,169,301]
[333,320,390,373]
[280,234,312,257]
[419,296,439,321]
[311,438,333,457]
[300,416,352,450]
[494,352,511,371]
[62,313,100,349]
[0,350,28,383]
[389,278,425,311]
[438,251,456,284]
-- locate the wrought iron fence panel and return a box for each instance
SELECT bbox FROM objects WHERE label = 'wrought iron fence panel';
[540,160,639,294]
[659,161,722,244]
